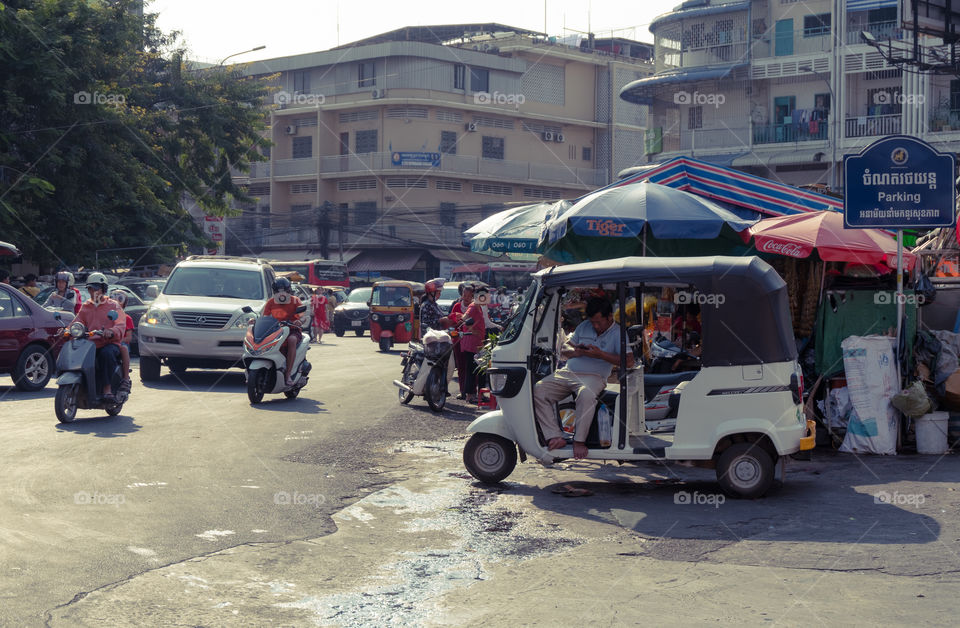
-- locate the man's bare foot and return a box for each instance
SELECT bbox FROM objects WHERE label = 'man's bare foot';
[547,437,567,450]
[573,441,589,459]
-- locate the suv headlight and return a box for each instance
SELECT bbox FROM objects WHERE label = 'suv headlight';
[233,312,258,328]
[143,307,172,326]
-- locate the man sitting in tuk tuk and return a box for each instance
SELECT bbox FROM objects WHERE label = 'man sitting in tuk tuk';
[534,297,634,459]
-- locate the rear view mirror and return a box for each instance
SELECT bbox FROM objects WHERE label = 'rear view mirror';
[296,305,307,313]
[463,317,475,326]
[146,285,159,299]
[54,312,62,321]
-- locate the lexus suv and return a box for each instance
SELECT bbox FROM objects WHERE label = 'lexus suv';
[137,256,276,380]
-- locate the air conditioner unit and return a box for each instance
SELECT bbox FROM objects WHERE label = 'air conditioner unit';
[465,122,478,132]
[542,131,555,141]
[371,89,385,99]
[555,133,565,143]
[285,125,297,135]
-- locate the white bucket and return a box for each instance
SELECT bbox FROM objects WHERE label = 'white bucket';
[915,412,949,455]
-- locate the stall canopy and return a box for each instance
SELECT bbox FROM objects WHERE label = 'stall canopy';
[347,250,423,272]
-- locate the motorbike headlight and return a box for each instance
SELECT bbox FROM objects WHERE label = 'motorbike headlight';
[143,307,172,326]
[68,321,86,338]
[233,313,258,328]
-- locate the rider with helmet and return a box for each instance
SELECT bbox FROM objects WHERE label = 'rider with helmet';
[74,272,126,401]
[420,278,446,337]
[262,277,304,387]
[44,271,82,314]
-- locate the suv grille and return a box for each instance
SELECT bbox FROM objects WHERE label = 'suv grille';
[172,311,233,329]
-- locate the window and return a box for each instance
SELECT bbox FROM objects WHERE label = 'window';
[687,106,703,130]
[358,62,375,88]
[454,64,466,90]
[293,70,310,93]
[292,136,312,159]
[814,93,831,114]
[436,179,462,191]
[339,132,349,155]
[470,68,489,93]
[440,130,457,155]
[481,135,504,160]
[355,129,377,154]
[951,80,960,114]
[355,201,377,225]
[0,290,27,318]
[803,13,830,37]
[290,182,317,194]
[582,146,592,162]
[867,87,901,115]
[440,202,456,226]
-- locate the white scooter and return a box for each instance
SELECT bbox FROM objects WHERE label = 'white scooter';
[394,318,473,412]
[241,305,311,404]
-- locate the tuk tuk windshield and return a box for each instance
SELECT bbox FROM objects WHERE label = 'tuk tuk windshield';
[371,286,411,307]
[498,279,538,345]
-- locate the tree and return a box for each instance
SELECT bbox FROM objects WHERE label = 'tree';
[0,0,272,269]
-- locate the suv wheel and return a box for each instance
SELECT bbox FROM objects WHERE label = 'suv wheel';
[140,356,162,381]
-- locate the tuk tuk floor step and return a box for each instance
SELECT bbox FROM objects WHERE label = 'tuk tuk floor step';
[628,434,674,454]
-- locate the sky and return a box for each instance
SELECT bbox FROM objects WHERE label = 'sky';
[151,0,676,64]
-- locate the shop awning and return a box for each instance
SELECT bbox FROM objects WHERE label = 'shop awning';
[732,150,829,167]
[347,249,423,272]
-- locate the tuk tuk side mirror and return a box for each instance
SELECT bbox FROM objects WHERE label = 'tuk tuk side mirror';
[146,285,159,299]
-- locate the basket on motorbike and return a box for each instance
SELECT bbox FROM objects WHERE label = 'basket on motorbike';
[422,329,452,359]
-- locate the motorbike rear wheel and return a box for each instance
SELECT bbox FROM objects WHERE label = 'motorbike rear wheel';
[425,367,446,412]
[105,404,123,416]
[247,369,268,404]
[284,387,300,399]
[55,384,79,423]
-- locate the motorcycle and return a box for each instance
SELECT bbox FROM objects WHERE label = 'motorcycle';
[394,318,473,412]
[642,333,701,431]
[54,311,129,423]
[241,305,312,404]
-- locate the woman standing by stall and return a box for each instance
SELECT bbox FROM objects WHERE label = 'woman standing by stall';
[449,283,475,399]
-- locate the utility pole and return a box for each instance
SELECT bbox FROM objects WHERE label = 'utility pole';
[316,203,330,259]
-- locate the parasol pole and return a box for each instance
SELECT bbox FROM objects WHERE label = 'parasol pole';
[895,229,904,385]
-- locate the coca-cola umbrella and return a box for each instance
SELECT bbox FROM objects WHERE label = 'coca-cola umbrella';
[741,210,916,269]
[0,241,21,257]
[538,182,758,263]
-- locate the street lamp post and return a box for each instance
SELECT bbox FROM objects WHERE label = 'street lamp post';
[801,66,838,192]
[218,45,266,67]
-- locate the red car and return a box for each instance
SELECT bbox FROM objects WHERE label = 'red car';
[0,283,67,391]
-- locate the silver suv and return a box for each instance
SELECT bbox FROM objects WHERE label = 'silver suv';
[138,256,276,380]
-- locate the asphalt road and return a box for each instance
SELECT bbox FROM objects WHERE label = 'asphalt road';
[3,336,960,626]
[0,334,474,626]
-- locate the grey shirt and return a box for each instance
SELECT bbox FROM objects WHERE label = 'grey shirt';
[563,319,622,378]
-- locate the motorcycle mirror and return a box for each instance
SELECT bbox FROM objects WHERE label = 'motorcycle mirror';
[296,305,307,313]
[54,312,62,321]
[463,317,474,326]
[241,306,253,313]
[108,310,118,320]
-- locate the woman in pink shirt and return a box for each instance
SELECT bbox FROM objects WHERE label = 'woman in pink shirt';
[460,286,488,404]
[449,283,474,398]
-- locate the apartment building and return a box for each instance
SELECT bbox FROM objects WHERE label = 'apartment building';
[226,24,654,273]
[621,0,960,191]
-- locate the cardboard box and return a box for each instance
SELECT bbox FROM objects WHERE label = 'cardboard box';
[943,370,960,411]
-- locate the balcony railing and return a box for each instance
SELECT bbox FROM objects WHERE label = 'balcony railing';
[230,161,271,179]
[273,158,318,177]
[659,127,751,154]
[845,114,901,138]
[845,21,903,45]
[753,120,829,144]
[752,29,832,58]
[317,152,607,187]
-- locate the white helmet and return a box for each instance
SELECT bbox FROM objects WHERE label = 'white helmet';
[55,271,75,287]
[86,272,109,292]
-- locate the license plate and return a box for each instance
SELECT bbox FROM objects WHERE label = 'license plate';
[351,320,361,327]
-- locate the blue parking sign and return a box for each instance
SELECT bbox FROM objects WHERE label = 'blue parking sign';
[844,135,956,229]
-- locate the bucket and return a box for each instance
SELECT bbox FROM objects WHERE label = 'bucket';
[915,412,949,454]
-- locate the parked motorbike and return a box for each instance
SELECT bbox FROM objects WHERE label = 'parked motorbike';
[642,333,701,431]
[54,311,129,423]
[394,318,473,412]
[241,305,311,404]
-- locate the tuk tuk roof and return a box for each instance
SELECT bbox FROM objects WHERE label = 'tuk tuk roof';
[371,280,425,291]
[538,256,796,367]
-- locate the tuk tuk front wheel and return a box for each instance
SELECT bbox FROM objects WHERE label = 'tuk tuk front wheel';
[463,433,517,484]
[379,337,392,352]
[716,442,775,498]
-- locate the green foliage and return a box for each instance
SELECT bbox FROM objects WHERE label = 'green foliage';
[0,0,272,268]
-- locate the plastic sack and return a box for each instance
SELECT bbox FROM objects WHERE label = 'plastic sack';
[838,335,899,455]
[913,271,936,305]
[422,329,451,345]
[891,380,932,418]
[825,386,852,429]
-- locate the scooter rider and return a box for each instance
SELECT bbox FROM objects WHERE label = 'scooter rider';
[420,278,446,337]
[262,277,304,387]
[74,272,126,401]
[44,271,82,314]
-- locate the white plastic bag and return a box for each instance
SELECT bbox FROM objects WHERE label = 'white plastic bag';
[838,335,898,455]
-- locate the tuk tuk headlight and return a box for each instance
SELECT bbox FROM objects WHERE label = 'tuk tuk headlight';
[68,322,86,338]
[143,307,172,326]
[489,372,508,393]
[487,367,526,398]
[397,314,406,322]
[371,313,380,322]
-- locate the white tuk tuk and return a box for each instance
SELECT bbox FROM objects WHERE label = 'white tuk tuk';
[462,256,815,498]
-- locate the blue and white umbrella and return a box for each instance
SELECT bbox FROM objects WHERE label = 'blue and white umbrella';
[466,201,570,258]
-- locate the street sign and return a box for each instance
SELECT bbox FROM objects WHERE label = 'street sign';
[390,151,441,168]
[844,135,956,229]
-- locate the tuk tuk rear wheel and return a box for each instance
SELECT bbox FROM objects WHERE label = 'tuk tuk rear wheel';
[55,384,79,423]
[716,442,775,498]
[463,433,517,484]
